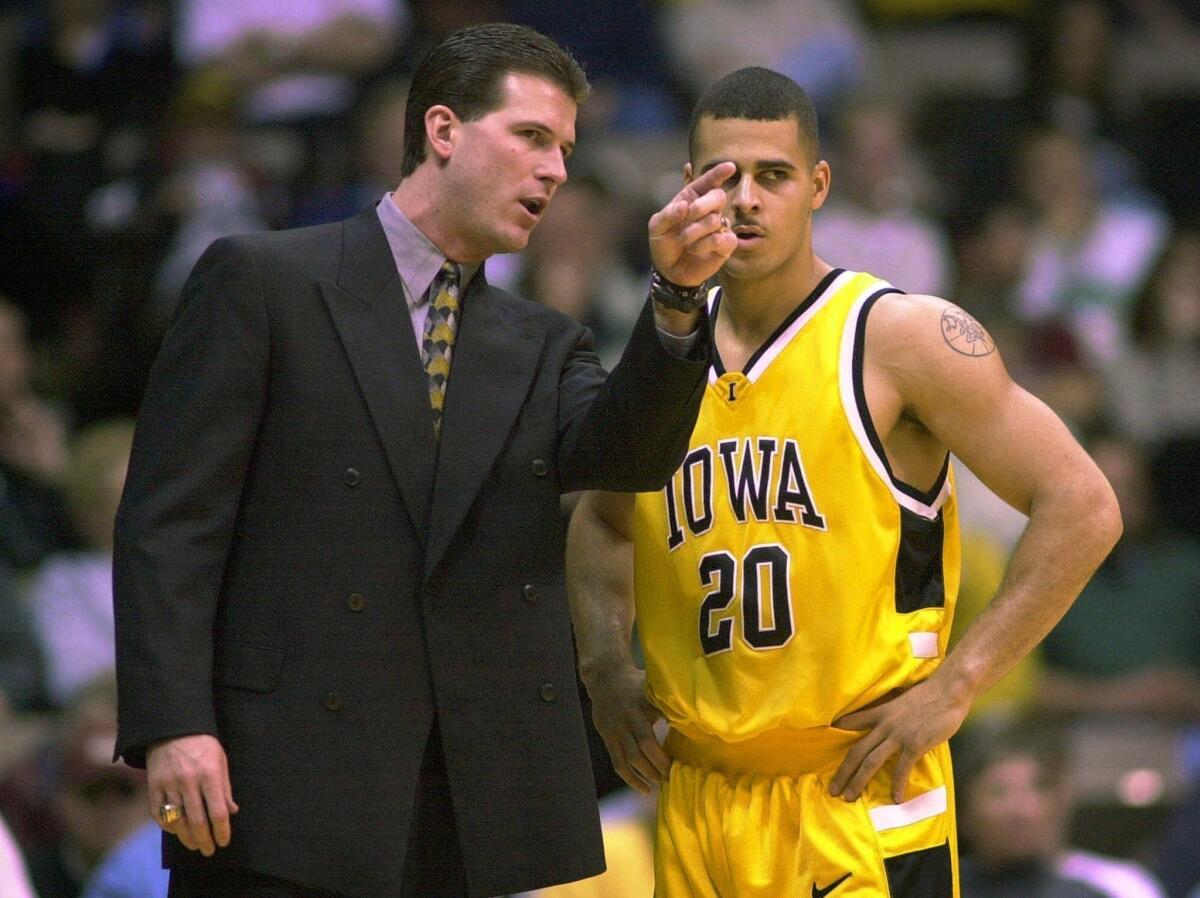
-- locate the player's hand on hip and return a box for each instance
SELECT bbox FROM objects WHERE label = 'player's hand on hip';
[586,665,670,794]
[649,161,738,287]
[147,734,239,856]
[828,679,970,804]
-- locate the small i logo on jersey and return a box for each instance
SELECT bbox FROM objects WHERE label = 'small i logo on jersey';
[728,381,737,401]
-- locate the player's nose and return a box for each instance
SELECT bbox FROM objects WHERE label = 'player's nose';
[731,174,759,213]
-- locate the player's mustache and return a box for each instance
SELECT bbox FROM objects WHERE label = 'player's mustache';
[731,219,766,234]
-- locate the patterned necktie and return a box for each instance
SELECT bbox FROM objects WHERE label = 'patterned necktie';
[421,260,461,438]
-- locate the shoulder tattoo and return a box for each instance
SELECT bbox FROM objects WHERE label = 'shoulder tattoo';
[940,306,995,357]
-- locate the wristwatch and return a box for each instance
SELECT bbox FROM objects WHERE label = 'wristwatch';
[649,268,709,313]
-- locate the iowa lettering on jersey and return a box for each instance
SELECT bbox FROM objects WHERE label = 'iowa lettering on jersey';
[664,437,827,550]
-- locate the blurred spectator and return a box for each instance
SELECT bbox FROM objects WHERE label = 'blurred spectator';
[1037,430,1200,721]
[176,0,403,123]
[813,100,951,295]
[954,201,1033,334]
[6,0,172,345]
[148,97,267,326]
[0,561,47,714]
[78,820,167,898]
[509,0,682,133]
[949,528,1037,723]
[662,0,867,118]
[27,709,149,898]
[175,0,406,212]
[1015,128,1169,365]
[0,299,71,572]
[1021,0,1144,194]
[288,75,410,226]
[0,809,37,898]
[958,719,1167,898]
[1107,229,1200,446]
[1155,783,1200,898]
[514,176,644,369]
[29,420,133,707]
[1108,227,1200,536]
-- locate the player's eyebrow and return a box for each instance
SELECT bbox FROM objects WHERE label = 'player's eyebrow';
[754,159,797,172]
[700,158,798,175]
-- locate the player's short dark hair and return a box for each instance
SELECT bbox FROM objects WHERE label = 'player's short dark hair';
[688,67,820,165]
[401,23,589,178]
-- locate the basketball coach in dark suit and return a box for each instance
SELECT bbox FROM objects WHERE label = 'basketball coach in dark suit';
[112,22,739,898]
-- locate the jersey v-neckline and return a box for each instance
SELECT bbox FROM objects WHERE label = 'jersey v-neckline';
[708,268,846,384]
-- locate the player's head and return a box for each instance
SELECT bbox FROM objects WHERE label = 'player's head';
[687,67,820,167]
[398,23,588,258]
[685,68,830,285]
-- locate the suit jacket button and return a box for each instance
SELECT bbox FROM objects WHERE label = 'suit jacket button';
[539,683,556,702]
[532,459,548,477]
[324,693,344,712]
[523,584,538,604]
[347,593,366,612]
[343,468,361,487]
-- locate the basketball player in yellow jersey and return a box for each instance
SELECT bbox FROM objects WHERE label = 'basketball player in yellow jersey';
[567,67,1122,898]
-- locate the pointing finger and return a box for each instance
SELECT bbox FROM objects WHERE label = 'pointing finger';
[681,161,736,201]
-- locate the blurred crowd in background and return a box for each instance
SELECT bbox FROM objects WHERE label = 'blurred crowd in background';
[0,0,1198,896]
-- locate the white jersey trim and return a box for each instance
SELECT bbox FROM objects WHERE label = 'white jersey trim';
[838,285,952,521]
[868,786,948,833]
[706,271,857,386]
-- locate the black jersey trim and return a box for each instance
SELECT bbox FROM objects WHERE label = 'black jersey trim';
[851,290,951,507]
[710,268,844,377]
[883,841,954,898]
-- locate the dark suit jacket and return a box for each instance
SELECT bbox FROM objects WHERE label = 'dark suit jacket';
[113,207,709,897]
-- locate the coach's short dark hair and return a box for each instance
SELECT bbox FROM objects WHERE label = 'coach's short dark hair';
[688,67,819,165]
[400,23,589,178]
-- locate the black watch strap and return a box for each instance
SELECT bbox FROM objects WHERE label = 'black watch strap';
[649,268,709,313]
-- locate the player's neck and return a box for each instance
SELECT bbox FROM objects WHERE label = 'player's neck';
[717,254,833,349]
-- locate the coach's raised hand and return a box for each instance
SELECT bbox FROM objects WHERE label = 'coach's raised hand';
[649,160,738,287]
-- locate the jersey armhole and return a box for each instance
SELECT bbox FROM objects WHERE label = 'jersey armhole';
[838,288,952,521]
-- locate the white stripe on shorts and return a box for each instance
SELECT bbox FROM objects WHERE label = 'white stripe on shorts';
[868,786,948,832]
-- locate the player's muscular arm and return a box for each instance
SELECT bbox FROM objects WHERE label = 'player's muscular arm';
[568,491,670,793]
[831,296,1122,803]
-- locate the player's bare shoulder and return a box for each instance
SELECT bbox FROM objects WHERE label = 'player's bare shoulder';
[862,293,1008,415]
[866,293,998,365]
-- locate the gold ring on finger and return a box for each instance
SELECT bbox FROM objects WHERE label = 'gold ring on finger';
[158,802,183,826]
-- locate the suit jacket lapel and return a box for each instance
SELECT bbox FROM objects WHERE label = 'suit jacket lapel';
[425,276,542,579]
[319,207,437,544]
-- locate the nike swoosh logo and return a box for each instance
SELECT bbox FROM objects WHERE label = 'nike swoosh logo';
[812,872,852,898]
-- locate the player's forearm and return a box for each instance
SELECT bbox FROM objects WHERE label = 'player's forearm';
[936,472,1121,705]
[567,498,639,685]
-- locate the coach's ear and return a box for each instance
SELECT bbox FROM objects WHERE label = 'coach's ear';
[683,162,694,186]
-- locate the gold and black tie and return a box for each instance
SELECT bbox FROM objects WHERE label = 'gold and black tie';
[421,260,461,438]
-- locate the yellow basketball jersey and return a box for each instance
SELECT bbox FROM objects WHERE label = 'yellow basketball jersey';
[633,269,961,742]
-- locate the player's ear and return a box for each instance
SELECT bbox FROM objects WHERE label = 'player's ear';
[683,162,694,186]
[810,160,831,212]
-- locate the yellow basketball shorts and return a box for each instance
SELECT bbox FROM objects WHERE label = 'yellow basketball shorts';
[655,727,958,898]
